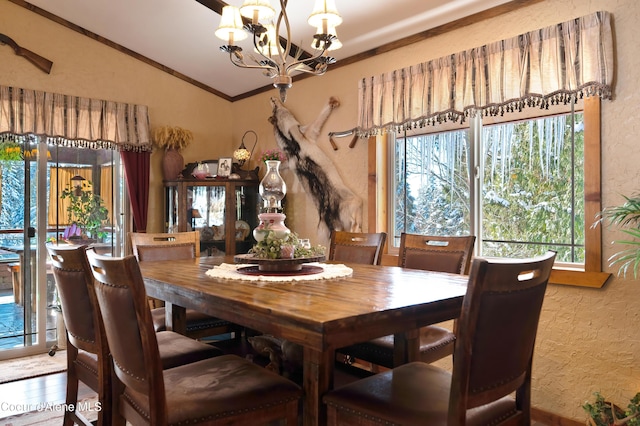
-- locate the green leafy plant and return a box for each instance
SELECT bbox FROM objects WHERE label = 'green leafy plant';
[60,181,109,240]
[250,231,325,260]
[583,392,640,426]
[596,194,640,278]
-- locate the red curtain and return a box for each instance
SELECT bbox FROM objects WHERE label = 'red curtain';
[121,151,150,232]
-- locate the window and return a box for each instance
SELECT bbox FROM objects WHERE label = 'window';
[378,97,608,287]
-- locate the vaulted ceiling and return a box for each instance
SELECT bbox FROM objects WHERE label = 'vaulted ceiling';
[13,0,534,101]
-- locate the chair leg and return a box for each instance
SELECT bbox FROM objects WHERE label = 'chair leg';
[63,347,80,426]
[110,364,127,426]
[63,378,78,426]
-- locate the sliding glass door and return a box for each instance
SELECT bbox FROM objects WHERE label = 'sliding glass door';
[0,138,126,359]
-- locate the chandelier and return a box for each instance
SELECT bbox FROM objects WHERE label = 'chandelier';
[215,0,342,102]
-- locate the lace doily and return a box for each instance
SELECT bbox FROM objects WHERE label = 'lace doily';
[205,262,353,282]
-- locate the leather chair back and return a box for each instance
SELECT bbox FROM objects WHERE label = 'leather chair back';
[130,231,200,261]
[449,251,556,421]
[329,231,387,265]
[399,233,476,274]
[87,251,164,397]
[47,244,113,426]
[48,244,104,354]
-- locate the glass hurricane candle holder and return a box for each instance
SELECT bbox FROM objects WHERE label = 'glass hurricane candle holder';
[259,160,286,212]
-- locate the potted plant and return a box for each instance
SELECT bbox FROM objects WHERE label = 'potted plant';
[60,180,109,242]
[583,196,640,425]
[153,125,194,180]
[596,193,640,278]
[583,392,640,426]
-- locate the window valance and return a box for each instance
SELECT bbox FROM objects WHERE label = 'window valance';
[0,85,152,151]
[357,11,613,137]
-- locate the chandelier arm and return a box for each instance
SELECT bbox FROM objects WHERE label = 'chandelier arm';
[284,51,332,74]
[228,53,278,72]
[248,29,281,71]
[291,67,328,76]
[275,0,292,65]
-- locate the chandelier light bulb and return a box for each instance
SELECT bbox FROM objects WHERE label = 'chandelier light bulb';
[215,6,247,45]
[308,0,343,29]
[240,0,276,25]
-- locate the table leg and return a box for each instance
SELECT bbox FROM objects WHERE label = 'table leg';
[165,303,187,335]
[393,329,420,366]
[302,347,333,426]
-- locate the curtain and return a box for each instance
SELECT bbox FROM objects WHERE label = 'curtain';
[100,165,114,224]
[48,166,114,227]
[121,151,150,232]
[48,167,93,226]
[0,86,152,234]
[357,11,614,137]
[0,86,152,151]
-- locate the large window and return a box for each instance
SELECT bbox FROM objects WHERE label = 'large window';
[382,97,608,286]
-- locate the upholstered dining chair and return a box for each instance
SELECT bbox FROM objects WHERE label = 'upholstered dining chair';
[338,233,476,368]
[86,250,302,426]
[129,231,242,340]
[324,251,556,426]
[47,244,223,426]
[328,230,387,265]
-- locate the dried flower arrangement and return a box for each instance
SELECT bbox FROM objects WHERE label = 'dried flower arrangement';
[152,126,194,151]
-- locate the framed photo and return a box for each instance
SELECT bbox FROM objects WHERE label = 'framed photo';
[202,159,218,177]
[217,157,232,177]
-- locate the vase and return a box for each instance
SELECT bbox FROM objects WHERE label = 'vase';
[162,148,184,180]
[259,160,286,212]
[253,212,291,243]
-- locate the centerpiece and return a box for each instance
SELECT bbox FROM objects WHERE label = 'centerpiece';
[234,159,325,272]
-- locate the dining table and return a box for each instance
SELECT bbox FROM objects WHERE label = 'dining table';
[139,256,468,426]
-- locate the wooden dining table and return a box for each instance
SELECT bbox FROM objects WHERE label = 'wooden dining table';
[139,256,468,426]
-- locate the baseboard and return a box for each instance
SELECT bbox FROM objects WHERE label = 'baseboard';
[531,407,584,426]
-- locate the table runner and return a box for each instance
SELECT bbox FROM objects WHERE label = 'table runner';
[205,262,353,282]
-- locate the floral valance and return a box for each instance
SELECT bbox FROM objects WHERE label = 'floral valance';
[357,11,614,137]
[0,85,152,151]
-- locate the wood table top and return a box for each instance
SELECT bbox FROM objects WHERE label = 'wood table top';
[140,256,468,349]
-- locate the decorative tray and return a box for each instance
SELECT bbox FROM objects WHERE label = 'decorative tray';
[234,253,326,272]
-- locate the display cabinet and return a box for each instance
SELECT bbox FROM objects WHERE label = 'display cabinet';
[164,179,259,255]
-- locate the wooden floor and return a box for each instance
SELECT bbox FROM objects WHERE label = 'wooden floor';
[0,370,551,425]
[0,372,94,418]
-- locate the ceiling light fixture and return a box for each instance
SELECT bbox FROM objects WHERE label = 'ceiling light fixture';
[215,0,342,102]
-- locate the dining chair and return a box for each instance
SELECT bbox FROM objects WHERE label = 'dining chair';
[47,244,223,426]
[86,250,302,426]
[328,230,387,265]
[129,231,243,340]
[324,251,556,426]
[338,234,476,369]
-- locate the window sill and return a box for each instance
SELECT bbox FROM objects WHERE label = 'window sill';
[382,254,612,288]
[549,268,611,288]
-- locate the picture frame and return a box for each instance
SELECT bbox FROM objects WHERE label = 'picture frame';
[217,157,232,177]
[202,159,218,177]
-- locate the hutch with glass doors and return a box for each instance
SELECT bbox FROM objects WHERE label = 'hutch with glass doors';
[164,179,259,255]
